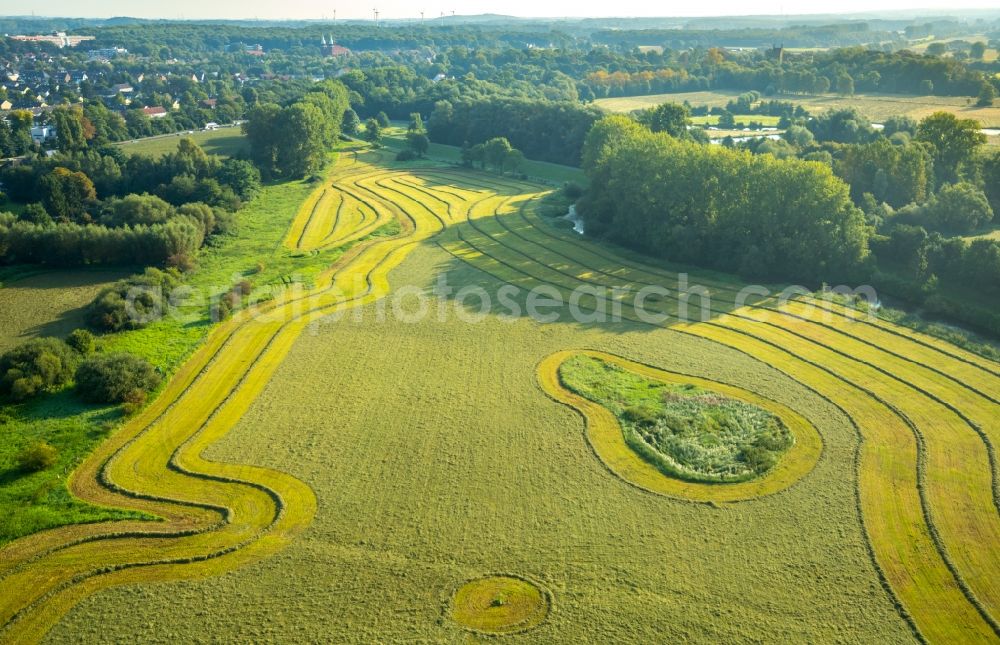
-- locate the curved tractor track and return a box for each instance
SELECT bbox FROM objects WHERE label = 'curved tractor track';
[0,154,543,643]
[2,151,999,644]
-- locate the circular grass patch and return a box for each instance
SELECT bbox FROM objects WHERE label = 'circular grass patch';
[450,575,550,635]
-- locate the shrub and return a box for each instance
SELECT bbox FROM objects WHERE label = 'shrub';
[395,149,418,162]
[65,329,95,355]
[0,338,78,401]
[17,442,58,472]
[121,388,147,416]
[87,268,181,332]
[75,353,161,404]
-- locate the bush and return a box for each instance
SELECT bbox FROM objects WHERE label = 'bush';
[65,329,95,355]
[16,442,58,472]
[562,181,584,200]
[395,149,418,162]
[75,353,162,404]
[0,338,79,401]
[87,268,181,332]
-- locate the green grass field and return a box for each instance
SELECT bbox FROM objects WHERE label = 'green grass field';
[115,127,249,158]
[0,269,128,354]
[2,145,1000,643]
[379,123,587,185]
[596,90,1000,128]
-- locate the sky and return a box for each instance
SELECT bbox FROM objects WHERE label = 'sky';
[16,0,1000,21]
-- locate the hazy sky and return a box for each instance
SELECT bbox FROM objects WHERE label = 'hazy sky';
[18,1,1000,21]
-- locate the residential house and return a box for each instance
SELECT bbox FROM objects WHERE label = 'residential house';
[30,125,56,144]
[142,106,168,119]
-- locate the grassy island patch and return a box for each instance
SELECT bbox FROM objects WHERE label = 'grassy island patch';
[559,355,794,483]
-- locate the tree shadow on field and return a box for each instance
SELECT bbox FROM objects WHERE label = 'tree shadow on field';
[394,171,777,335]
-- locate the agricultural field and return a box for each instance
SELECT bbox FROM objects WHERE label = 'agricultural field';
[0,147,998,642]
[595,90,1000,127]
[0,269,127,354]
[115,126,249,158]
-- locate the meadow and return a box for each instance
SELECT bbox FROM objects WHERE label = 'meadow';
[1,148,998,643]
[0,269,127,354]
[114,126,249,158]
[595,90,1000,127]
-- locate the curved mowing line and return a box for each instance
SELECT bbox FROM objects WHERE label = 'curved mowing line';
[0,158,535,642]
[515,200,1000,381]
[536,349,822,503]
[438,210,1000,641]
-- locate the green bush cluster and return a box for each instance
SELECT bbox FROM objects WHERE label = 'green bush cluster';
[87,268,181,332]
[74,353,161,404]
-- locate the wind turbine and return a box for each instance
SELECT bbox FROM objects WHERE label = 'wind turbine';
[420,10,425,22]
[373,8,380,26]
[333,9,337,21]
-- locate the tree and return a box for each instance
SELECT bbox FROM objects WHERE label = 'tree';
[882,115,918,138]
[375,111,390,127]
[66,329,95,355]
[41,168,97,223]
[341,108,361,136]
[0,338,78,401]
[50,106,93,152]
[275,102,329,177]
[243,103,282,175]
[405,131,429,157]
[504,148,525,175]
[836,73,855,96]
[783,125,815,148]
[717,110,736,129]
[919,79,934,95]
[916,112,987,184]
[75,353,162,403]
[217,158,261,201]
[103,193,175,227]
[639,102,690,138]
[970,41,986,60]
[928,182,994,234]
[483,137,513,172]
[982,150,1000,215]
[364,118,382,146]
[408,112,424,132]
[813,76,831,94]
[976,83,996,108]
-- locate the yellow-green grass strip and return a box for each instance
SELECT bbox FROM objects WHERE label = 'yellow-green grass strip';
[537,349,822,503]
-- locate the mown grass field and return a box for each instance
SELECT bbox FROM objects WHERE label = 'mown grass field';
[2,146,999,643]
[595,90,1000,127]
[0,269,128,354]
[115,126,249,158]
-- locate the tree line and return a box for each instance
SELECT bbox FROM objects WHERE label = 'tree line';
[0,137,259,268]
[578,115,869,283]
